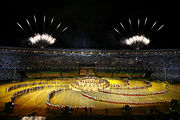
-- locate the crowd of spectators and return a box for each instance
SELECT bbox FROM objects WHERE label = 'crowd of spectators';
[1,47,180,81]
[0,69,21,80]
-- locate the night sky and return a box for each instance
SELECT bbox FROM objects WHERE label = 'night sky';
[1,0,180,49]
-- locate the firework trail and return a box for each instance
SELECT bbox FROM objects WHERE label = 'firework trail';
[33,15,39,33]
[26,19,34,34]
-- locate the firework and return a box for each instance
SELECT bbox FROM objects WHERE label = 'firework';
[29,33,56,45]
[114,17,164,50]
[17,15,68,48]
[124,35,150,50]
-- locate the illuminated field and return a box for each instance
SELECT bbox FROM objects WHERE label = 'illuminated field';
[0,78,180,116]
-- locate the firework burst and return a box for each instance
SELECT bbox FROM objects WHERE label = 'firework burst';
[17,15,68,48]
[114,17,164,50]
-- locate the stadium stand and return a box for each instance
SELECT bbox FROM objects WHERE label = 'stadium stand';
[0,46,180,81]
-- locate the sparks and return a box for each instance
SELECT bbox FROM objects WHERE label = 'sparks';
[114,17,164,50]
[124,35,150,50]
[17,15,68,48]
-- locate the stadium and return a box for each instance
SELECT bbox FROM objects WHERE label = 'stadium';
[0,46,180,119]
[1,0,180,119]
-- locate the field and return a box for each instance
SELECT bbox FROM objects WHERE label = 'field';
[0,78,180,117]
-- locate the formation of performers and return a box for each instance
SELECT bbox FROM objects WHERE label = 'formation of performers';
[11,86,46,102]
[9,81,72,103]
[7,78,169,111]
[80,77,109,86]
[110,80,152,90]
[7,81,67,92]
[46,88,95,110]
[70,77,110,91]
[81,92,167,105]
[123,80,130,86]
[100,82,168,96]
